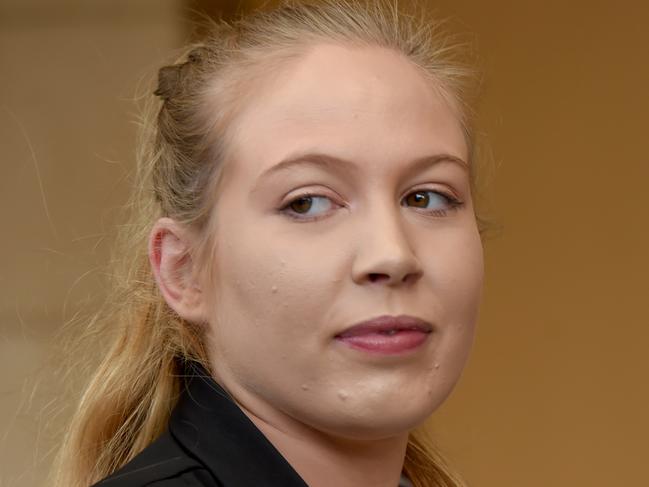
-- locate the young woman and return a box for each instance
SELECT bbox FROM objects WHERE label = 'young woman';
[52,1,486,486]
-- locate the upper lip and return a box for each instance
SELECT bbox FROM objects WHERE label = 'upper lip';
[335,314,433,338]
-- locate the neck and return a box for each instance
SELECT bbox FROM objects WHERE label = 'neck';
[240,403,409,487]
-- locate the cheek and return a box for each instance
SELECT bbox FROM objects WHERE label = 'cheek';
[431,227,484,360]
[205,214,336,370]
[432,222,484,306]
[449,247,484,318]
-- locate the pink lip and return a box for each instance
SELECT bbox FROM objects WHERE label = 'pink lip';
[335,314,433,355]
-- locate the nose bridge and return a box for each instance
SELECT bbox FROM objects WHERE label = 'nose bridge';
[351,193,422,286]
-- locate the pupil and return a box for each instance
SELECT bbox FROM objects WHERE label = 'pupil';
[410,192,428,207]
[292,197,312,213]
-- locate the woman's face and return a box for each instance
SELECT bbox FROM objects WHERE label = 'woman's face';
[203,43,483,440]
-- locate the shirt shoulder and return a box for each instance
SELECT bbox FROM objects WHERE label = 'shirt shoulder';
[92,430,220,487]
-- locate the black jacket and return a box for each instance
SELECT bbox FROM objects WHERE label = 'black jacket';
[93,360,309,486]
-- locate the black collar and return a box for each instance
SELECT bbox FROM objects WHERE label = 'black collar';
[169,360,309,487]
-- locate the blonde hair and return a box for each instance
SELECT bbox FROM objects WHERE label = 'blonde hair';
[52,1,482,486]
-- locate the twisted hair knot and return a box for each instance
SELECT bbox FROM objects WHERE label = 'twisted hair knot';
[153,46,208,101]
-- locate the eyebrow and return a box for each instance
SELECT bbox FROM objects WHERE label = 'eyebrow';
[252,151,469,191]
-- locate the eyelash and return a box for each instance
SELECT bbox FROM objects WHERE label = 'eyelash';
[279,189,464,222]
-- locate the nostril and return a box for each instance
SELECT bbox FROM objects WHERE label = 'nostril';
[368,273,389,283]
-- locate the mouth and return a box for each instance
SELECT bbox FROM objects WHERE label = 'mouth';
[334,314,433,355]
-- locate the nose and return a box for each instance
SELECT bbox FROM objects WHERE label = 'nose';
[350,203,423,287]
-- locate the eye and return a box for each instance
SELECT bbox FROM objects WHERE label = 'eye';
[280,193,338,221]
[279,189,463,222]
[401,190,462,216]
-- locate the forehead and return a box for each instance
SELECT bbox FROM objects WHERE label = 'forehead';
[225,43,467,180]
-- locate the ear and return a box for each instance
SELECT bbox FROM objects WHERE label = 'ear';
[148,217,207,324]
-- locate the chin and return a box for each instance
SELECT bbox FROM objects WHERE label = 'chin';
[308,393,447,441]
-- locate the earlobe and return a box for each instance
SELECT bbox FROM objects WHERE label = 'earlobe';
[148,217,207,324]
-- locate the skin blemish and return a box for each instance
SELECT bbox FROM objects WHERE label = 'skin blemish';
[337,390,349,401]
[271,285,278,293]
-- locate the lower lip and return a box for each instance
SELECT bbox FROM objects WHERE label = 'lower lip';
[335,330,430,355]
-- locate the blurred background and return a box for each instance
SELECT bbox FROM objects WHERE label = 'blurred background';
[1,0,647,486]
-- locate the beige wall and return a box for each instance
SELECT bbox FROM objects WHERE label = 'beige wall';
[1,0,647,486]
[0,1,186,485]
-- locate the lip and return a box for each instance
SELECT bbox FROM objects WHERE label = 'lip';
[335,314,433,355]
